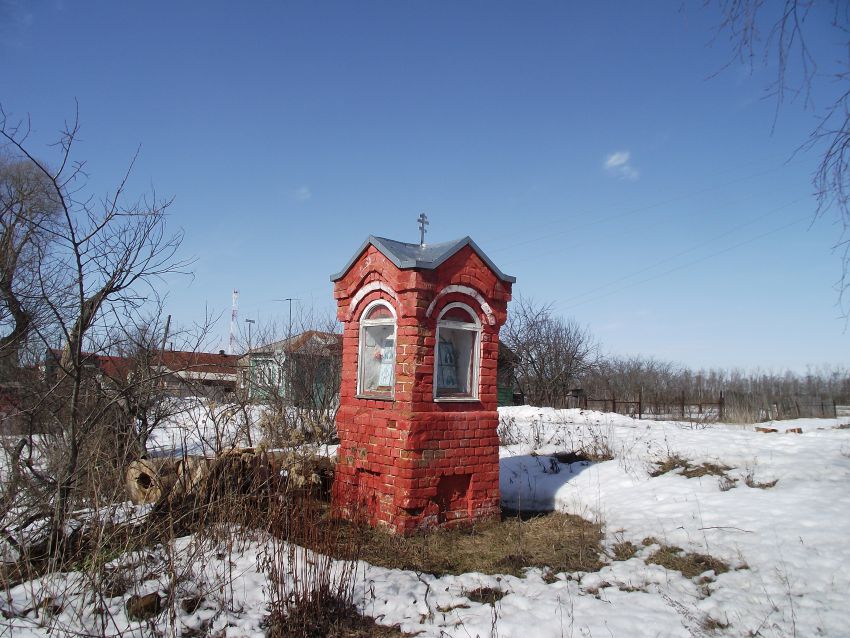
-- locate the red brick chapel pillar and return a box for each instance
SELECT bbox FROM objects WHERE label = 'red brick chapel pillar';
[330,235,514,534]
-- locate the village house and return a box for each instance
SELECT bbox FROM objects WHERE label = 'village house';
[239,330,342,409]
[42,348,240,399]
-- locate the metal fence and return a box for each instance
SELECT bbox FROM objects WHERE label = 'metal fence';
[571,393,842,422]
[571,392,724,421]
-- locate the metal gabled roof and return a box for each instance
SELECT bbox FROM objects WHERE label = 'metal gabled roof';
[330,235,516,283]
[246,331,342,356]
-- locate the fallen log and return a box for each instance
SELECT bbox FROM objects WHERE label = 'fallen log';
[126,448,335,505]
[125,458,180,505]
[176,456,214,494]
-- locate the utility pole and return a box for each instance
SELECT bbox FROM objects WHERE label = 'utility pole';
[229,289,239,355]
[244,317,256,399]
[157,314,171,389]
[274,297,299,400]
[284,298,296,340]
[273,297,299,340]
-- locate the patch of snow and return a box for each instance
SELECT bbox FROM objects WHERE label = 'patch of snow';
[4,406,850,637]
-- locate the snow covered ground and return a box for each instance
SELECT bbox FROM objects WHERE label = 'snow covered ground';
[144,398,265,456]
[498,407,850,637]
[3,406,850,637]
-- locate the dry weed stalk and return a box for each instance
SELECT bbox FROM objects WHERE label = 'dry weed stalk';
[261,490,362,638]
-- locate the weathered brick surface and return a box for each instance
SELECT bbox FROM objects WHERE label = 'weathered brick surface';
[331,241,512,534]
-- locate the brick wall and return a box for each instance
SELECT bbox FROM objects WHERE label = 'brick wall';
[332,244,512,534]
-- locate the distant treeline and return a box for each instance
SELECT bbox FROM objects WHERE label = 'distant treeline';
[501,296,849,420]
[583,358,850,403]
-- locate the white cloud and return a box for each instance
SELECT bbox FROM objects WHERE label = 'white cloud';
[293,186,312,202]
[604,151,639,180]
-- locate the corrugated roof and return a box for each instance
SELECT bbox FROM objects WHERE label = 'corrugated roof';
[158,350,239,376]
[46,348,239,380]
[330,235,516,283]
[95,355,135,381]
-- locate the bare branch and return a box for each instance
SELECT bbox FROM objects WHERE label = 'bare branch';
[709,0,850,316]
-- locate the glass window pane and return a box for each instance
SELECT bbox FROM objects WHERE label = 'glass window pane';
[441,306,475,323]
[365,305,393,321]
[436,327,475,397]
[360,324,395,395]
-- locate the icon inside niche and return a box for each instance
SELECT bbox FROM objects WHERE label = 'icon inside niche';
[437,337,458,390]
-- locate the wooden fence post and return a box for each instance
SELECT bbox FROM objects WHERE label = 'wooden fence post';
[612,393,616,415]
[680,392,686,419]
[719,391,724,421]
[638,389,643,420]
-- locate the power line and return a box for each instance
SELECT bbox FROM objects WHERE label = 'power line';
[487,157,807,256]
[557,213,809,312]
[505,187,777,269]
[556,197,805,306]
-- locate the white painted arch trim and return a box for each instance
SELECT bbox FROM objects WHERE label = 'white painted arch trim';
[349,282,400,320]
[426,284,495,326]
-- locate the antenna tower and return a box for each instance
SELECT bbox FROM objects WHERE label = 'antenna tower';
[229,289,239,354]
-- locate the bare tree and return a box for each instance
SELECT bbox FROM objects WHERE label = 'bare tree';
[584,355,684,400]
[0,152,60,377]
[0,105,192,557]
[709,1,850,310]
[580,351,850,421]
[101,309,221,455]
[241,307,342,445]
[502,296,599,408]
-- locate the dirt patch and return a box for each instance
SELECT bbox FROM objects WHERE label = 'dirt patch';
[551,451,593,464]
[552,444,613,464]
[647,545,729,580]
[308,508,604,578]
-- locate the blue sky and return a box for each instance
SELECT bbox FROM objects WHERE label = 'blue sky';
[1,1,846,372]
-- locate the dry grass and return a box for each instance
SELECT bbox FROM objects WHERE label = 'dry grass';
[264,594,412,638]
[647,545,730,580]
[464,586,506,605]
[551,448,615,465]
[304,508,604,578]
[701,616,730,632]
[745,475,779,489]
[650,455,734,480]
[4,444,605,636]
[610,540,639,561]
[649,455,690,476]
[578,441,616,463]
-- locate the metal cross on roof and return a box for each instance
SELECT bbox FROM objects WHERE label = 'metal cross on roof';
[418,212,429,247]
